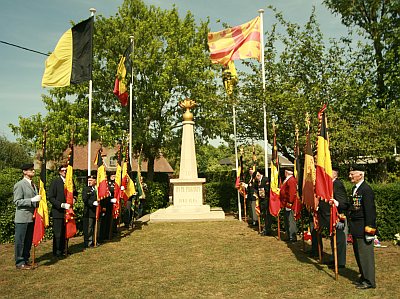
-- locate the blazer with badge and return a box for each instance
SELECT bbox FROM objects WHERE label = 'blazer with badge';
[82,185,97,218]
[13,179,38,223]
[48,176,66,219]
[349,181,376,238]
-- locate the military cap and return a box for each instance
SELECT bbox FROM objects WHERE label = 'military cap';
[350,164,366,172]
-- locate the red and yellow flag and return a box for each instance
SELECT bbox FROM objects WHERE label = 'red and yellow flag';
[315,104,333,201]
[64,145,76,239]
[33,134,49,247]
[208,16,261,65]
[269,127,281,217]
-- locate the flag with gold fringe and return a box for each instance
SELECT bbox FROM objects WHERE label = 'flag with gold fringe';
[269,126,281,217]
[208,16,261,65]
[316,104,337,234]
[64,144,77,239]
[94,148,109,220]
[33,133,49,246]
[121,147,136,203]
[112,143,123,219]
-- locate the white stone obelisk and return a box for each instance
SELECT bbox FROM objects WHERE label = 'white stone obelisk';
[150,99,224,221]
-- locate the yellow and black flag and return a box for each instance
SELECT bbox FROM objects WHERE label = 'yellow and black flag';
[42,16,93,87]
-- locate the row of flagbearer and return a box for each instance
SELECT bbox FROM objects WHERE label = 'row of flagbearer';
[12,135,145,269]
[234,107,377,289]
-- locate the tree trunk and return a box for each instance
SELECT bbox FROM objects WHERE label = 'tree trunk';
[147,156,155,182]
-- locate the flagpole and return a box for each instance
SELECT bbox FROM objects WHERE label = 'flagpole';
[258,9,268,178]
[233,105,242,222]
[129,35,134,166]
[88,7,96,176]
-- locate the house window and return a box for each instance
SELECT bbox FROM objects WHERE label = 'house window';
[109,157,117,167]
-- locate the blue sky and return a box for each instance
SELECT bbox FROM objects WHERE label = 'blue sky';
[0,0,349,141]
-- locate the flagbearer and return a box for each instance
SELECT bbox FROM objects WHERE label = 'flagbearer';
[48,166,69,258]
[280,167,298,242]
[13,163,41,270]
[348,165,377,289]
[83,175,98,248]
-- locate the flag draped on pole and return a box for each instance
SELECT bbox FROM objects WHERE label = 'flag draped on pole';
[121,148,136,203]
[42,16,93,87]
[315,104,333,200]
[292,129,302,221]
[207,16,261,65]
[94,148,109,219]
[113,46,132,106]
[315,104,337,234]
[33,133,49,247]
[269,127,281,217]
[112,143,123,219]
[64,145,77,239]
[135,153,144,199]
[302,124,316,211]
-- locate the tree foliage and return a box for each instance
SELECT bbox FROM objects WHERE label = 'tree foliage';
[10,0,230,179]
[0,136,31,169]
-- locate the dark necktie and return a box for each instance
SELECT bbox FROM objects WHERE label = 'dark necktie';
[31,182,36,192]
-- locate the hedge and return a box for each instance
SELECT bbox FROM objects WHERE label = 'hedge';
[1,167,399,243]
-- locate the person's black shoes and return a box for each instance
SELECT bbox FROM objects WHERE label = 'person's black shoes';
[355,281,375,289]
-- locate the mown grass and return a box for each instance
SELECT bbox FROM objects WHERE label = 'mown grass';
[0,217,399,298]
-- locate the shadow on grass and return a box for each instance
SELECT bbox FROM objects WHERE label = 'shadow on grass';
[282,233,360,283]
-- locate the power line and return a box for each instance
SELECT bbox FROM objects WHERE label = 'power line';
[0,40,49,56]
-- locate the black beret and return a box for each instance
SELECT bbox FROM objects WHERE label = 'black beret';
[284,166,294,172]
[350,164,366,172]
[88,174,97,179]
[21,163,34,170]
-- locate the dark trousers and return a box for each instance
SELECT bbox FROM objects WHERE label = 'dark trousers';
[353,237,376,287]
[52,218,66,256]
[330,226,347,266]
[284,209,297,241]
[83,217,95,247]
[14,222,34,266]
[261,199,273,233]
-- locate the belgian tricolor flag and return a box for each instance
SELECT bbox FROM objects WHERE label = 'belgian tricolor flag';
[269,126,281,217]
[315,104,333,201]
[113,46,132,106]
[64,144,77,239]
[302,124,316,211]
[32,133,49,247]
[42,16,93,87]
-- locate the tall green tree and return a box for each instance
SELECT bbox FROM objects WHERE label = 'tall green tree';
[0,136,31,169]
[10,0,231,180]
[323,0,400,109]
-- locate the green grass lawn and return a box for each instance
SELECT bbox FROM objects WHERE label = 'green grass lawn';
[1,217,399,298]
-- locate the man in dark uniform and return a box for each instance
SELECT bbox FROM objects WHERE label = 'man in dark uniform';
[349,165,377,289]
[48,165,70,257]
[99,172,116,242]
[280,167,298,242]
[82,175,98,248]
[13,163,41,269]
[315,166,350,267]
[246,168,258,226]
[256,171,272,235]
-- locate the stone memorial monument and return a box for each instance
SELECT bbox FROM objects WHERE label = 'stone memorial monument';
[150,99,225,221]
